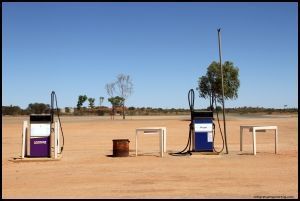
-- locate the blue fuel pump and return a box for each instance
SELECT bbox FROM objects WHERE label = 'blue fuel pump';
[169,89,224,156]
[193,114,214,152]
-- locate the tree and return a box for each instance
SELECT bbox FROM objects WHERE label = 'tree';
[114,74,133,119]
[108,96,125,107]
[77,95,87,110]
[197,61,240,110]
[88,98,95,109]
[27,103,50,114]
[107,96,125,120]
[105,83,115,97]
[2,105,23,115]
[105,82,115,119]
[99,97,104,106]
[105,74,133,119]
[116,74,133,119]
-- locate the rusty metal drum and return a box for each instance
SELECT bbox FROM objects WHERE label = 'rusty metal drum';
[112,139,130,157]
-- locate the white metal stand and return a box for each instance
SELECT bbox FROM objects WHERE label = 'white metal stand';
[21,121,27,159]
[240,125,278,155]
[135,127,167,157]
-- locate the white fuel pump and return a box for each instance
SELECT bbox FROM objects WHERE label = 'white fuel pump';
[21,91,64,159]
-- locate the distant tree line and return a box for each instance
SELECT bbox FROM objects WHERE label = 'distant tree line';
[2,105,27,115]
[74,73,134,119]
[2,103,50,115]
[225,106,298,114]
[2,104,298,116]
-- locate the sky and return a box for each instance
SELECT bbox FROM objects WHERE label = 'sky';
[2,2,298,109]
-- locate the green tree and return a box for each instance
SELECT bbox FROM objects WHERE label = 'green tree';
[108,96,125,107]
[108,96,125,120]
[65,107,70,113]
[2,105,23,115]
[27,103,50,114]
[197,61,240,109]
[88,98,95,109]
[77,95,87,110]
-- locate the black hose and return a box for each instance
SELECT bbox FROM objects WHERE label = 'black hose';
[169,123,193,156]
[51,91,64,154]
[169,88,226,156]
[188,89,194,112]
[169,89,195,156]
[212,98,225,153]
[51,92,55,123]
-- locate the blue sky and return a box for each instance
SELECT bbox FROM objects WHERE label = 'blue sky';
[2,2,298,109]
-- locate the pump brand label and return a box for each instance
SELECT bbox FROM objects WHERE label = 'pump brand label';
[194,123,212,132]
[34,140,47,144]
[207,132,213,142]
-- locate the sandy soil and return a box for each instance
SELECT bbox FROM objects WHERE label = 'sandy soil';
[2,114,298,198]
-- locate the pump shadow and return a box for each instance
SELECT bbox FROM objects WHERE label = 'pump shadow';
[238,153,256,155]
[180,119,191,121]
[238,152,277,156]
[105,154,136,158]
[106,149,137,158]
[135,153,162,157]
[9,157,61,162]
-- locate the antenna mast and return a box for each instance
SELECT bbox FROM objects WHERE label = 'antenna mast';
[217,28,228,154]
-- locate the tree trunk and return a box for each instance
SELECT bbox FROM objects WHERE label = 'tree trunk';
[111,106,115,120]
[122,103,125,120]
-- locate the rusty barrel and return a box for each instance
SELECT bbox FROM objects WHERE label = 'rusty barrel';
[112,139,130,157]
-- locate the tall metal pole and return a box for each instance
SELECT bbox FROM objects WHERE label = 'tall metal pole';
[217,28,228,154]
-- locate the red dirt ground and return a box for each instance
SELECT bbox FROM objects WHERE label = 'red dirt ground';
[2,115,298,198]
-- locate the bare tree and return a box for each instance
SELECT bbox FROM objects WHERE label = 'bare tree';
[105,82,116,119]
[105,74,133,119]
[115,74,133,119]
[105,83,115,97]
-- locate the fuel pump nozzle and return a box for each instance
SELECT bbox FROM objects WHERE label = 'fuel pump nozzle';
[51,91,55,123]
[50,91,64,153]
